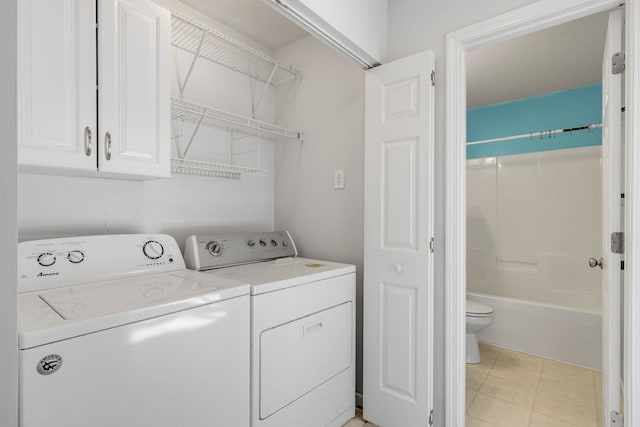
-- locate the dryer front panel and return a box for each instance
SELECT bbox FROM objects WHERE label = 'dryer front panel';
[259,301,352,419]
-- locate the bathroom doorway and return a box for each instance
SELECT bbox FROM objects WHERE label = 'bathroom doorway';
[446,1,637,425]
[464,13,610,425]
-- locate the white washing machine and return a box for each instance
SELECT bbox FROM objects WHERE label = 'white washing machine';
[18,234,250,427]
[184,231,356,427]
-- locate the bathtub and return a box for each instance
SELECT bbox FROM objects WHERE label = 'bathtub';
[469,292,602,370]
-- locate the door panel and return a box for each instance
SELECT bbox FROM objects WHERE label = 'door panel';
[98,0,170,177]
[380,283,417,401]
[382,138,418,249]
[18,0,96,171]
[601,8,623,426]
[363,51,435,427]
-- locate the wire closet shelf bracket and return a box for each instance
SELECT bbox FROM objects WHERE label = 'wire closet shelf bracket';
[170,12,304,179]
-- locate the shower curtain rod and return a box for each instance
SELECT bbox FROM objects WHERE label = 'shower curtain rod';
[466,122,602,146]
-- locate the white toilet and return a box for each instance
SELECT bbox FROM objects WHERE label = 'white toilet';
[466,299,494,364]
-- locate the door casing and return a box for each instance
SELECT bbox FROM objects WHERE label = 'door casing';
[444,1,640,426]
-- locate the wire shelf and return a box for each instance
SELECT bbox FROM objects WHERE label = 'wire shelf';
[171,12,301,86]
[172,158,268,179]
[171,98,304,142]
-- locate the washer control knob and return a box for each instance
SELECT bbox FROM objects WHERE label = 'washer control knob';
[206,241,222,257]
[271,239,278,247]
[247,240,256,247]
[143,240,164,260]
[282,240,288,247]
[259,240,267,247]
[37,253,56,267]
[67,250,85,264]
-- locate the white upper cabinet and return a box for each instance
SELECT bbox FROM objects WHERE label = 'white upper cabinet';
[264,0,387,67]
[98,0,170,178]
[18,0,97,172]
[18,0,170,179]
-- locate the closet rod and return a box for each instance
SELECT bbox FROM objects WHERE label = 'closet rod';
[467,123,602,146]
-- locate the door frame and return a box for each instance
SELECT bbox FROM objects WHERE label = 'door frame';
[444,1,640,426]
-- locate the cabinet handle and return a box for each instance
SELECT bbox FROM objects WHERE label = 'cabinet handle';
[84,127,92,156]
[104,132,112,161]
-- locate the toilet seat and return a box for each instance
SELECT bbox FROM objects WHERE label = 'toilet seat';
[466,300,493,317]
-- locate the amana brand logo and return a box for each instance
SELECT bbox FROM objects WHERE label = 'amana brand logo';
[37,354,63,375]
[37,272,59,277]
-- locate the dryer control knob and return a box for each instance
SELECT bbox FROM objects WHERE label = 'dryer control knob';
[143,240,164,260]
[37,252,56,267]
[247,240,256,247]
[206,241,222,257]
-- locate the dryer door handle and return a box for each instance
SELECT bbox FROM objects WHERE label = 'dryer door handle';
[303,319,324,337]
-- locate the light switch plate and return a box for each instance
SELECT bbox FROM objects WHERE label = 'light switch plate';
[334,169,345,190]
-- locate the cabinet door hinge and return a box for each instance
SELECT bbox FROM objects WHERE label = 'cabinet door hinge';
[429,237,435,253]
[612,52,625,74]
[610,410,623,426]
[430,70,435,86]
[428,409,434,426]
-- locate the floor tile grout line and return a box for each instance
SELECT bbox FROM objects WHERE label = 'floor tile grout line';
[522,356,544,427]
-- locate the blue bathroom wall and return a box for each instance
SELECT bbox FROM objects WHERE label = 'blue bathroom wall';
[467,84,602,159]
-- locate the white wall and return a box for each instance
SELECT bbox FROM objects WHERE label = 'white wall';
[273,35,365,394]
[387,0,539,424]
[18,0,277,248]
[467,147,602,310]
[0,0,18,424]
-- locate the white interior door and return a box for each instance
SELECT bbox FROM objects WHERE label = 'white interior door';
[601,8,623,427]
[363,51,435,427]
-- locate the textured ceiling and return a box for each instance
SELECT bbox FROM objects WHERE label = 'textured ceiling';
[178,0,309,51]
[467,11,610,108]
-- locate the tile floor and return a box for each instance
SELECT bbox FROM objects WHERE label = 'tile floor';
[343,408,378,427]
[466,343,602,427]
[344,343,602,427]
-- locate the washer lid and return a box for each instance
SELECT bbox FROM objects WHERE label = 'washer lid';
[18,270,249,349]
[466,300,494,315]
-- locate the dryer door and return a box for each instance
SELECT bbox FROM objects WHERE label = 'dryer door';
[259,301,352,419]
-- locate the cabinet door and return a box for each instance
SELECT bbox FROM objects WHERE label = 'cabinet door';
[18,0,97,171]
[98,0,170,178]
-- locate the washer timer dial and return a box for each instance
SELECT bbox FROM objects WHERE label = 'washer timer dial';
[37,253,56,267]
[67,250,85,264]
[143,240,164,260]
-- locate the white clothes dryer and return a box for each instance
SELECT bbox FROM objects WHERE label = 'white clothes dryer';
[18,234,250,427]
[184,231,356,427]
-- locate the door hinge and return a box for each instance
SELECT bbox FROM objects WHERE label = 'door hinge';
[611,410,623,426]
[429,237,435,253]
[611,232,625,254]
[428,409,434,426]
[612,52,625,74]
[430,70,435,86]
